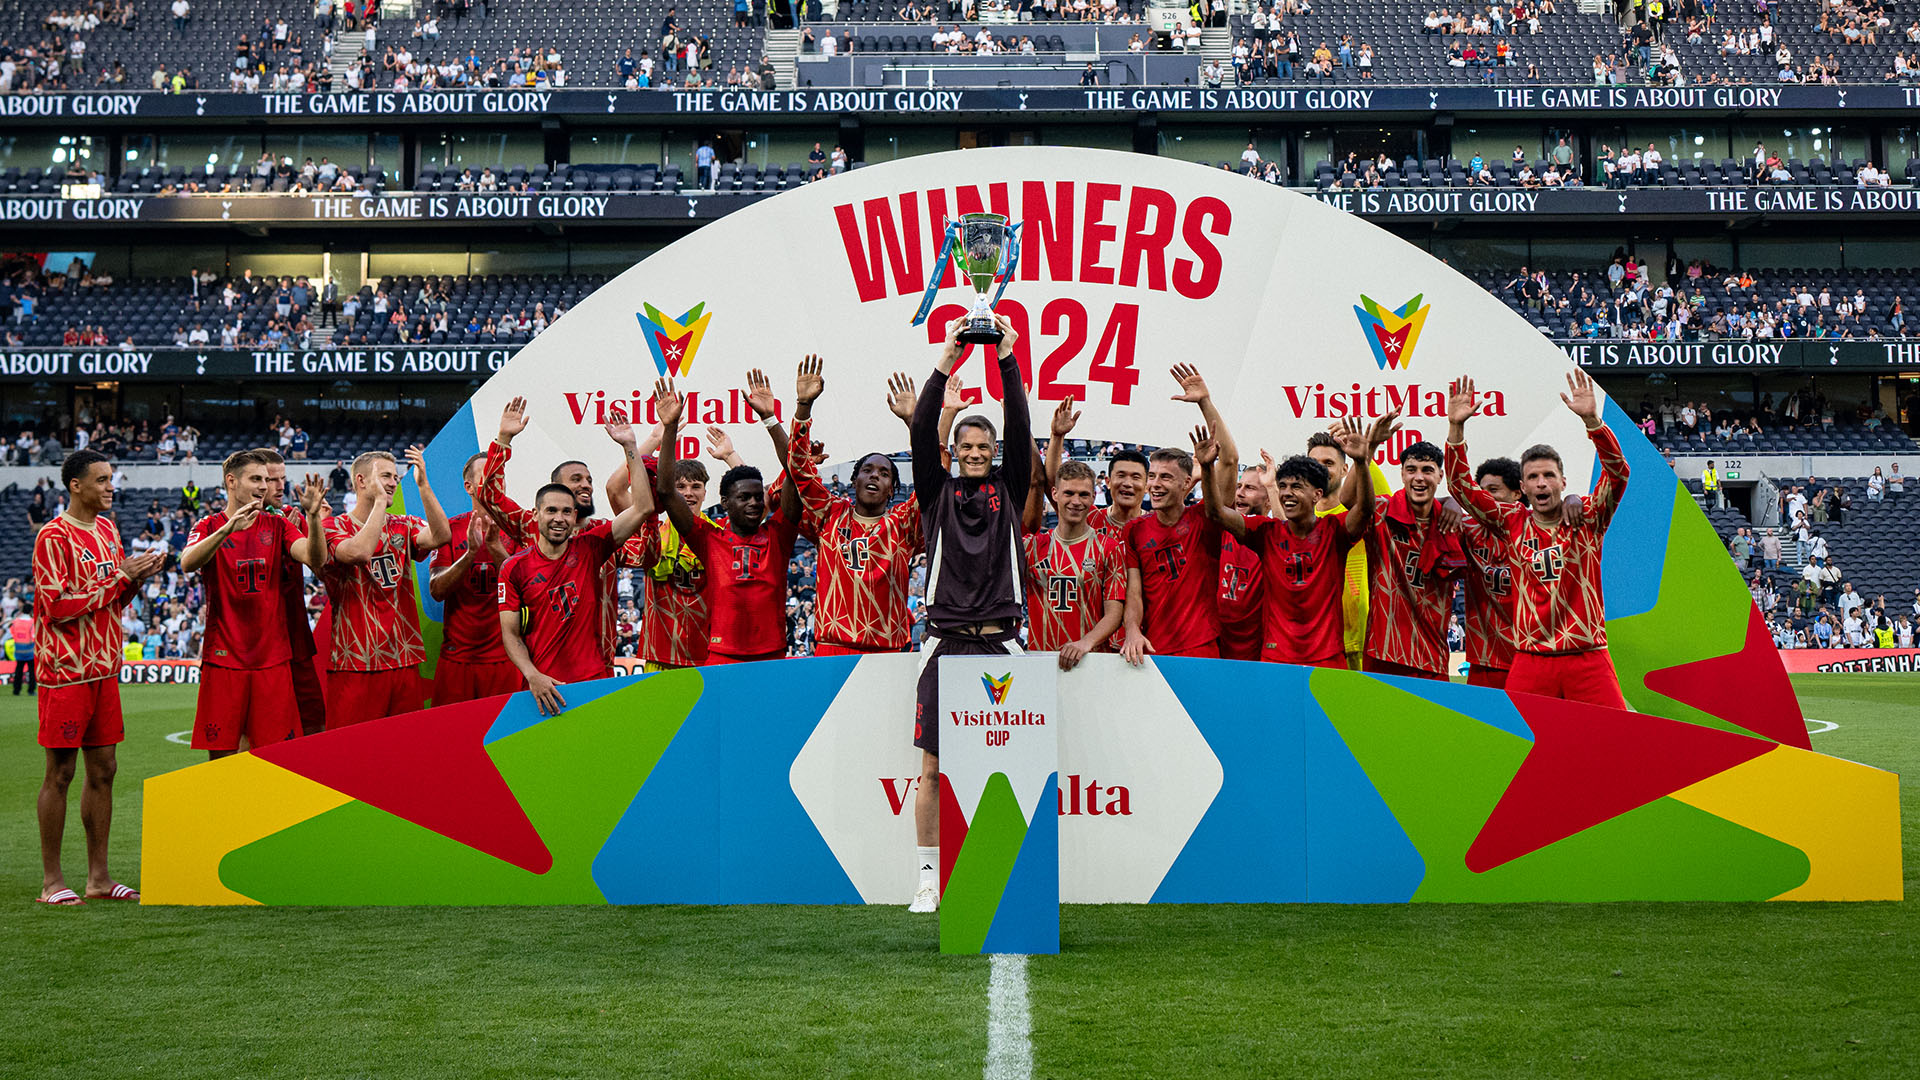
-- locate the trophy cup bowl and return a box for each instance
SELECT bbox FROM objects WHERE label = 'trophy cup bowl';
[954,212,1012,346]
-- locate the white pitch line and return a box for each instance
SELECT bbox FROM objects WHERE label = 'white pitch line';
[164,729,193,745]
[1805,718,1839,735]
[985,953,1033,1080]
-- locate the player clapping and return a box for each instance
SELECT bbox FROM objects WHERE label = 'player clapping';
[429,453,526,704]
[180,450,329,758]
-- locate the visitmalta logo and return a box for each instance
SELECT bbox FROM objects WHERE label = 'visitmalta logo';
[636,302,712,378]
[1354,293,1430,371]
[981,671,1014,706]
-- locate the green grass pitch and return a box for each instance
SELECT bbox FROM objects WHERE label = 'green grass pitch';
[1,676,1913,1078]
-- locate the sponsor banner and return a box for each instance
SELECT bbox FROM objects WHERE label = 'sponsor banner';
[2,85,1916,124]
[939,656,1060,954]
[10,184,1920,230]
[0,658,201,683]
[0,346,517,381]
[3,339,1914,384]
[1776,648,1920,674]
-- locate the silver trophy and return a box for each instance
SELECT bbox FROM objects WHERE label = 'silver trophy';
[954,213,1015,345]
[912,212,1024,345]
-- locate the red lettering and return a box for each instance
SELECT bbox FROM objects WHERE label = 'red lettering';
[1079,182,1122,285]
[1119,186,1177,292]
[1037,298,1088,401]
[1088,303,1141,405]
[834,195,923,304]
[979,300,1033,401]
[923,302,985,404]
[1019,180,1076,285]
[880,777,915,816]
[1174,196,1230,299]
[564,392,595,424]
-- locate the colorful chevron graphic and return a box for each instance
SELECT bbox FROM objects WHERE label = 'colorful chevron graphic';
[636,302,712,378]
[1354,293,1430,371]
[981,671,1014,706]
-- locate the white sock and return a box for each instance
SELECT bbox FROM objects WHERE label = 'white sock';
[916,846,938,890]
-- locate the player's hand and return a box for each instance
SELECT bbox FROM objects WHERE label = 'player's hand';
[652,378,685,427]
[1434,500,1464,534]
[795,354,825,405]
[404,444,429,486]
[1191,424,1219,468]
[744,367,778,420]
[705,425,737,463]
[528,673,567,717]
[299,474,328,516]
[1121,628,1153,667]
[498,395,530,441]
[807,438,829,466]
[1169,363,1210,405]
[1331,416,1370,460]
[943,373,969,412]
[227,497,262,533]
[1059,638,1092,671]
[1050,394,1081,438]
[1562,494,1588,527]
[604,404,637,447]
[1447,376,1481,425]
[939,316,966,367]
[121,550,166,582]
[1561,370,1602,426]
[886,372,916,422]
[993,312,1018,358]
[1364,408,1404,450]
[466,512,488,552]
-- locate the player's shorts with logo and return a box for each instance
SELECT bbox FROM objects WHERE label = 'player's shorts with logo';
[326,667,427,729]
[432,656,524,705]
[193,663,300,751]
[914,628,1023,757]
[38,678,125,749]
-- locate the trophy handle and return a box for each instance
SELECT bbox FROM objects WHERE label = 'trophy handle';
[909,216,962,328]
[988,221,1024,311]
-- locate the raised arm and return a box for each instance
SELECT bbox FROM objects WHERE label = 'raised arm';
[404,445,452,558]
[745,366,799,525]
[480,395,532,545]
[180,498,261,574]
[653,379,699,539]
[910,317,965,497]
[1170,363,1238,489]
[1339,414,1396,541]
[605,407,652,545]
[1561,369,1629,531]
[995,315,1031,510]
[328,497,390,565]
[603,422,664,515]
[1443,375,1503,527]
[1193,424,1250,538]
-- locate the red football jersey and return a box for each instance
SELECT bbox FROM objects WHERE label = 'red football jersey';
[1461,518,1518,671]
[792,422,922,651]
[431,511,521,663]
[1446,426,1629,654]
[1122,504,1223,657]
[1088,505,1147,549]
[1244,514,1355,665]
[634,515,711,668]
[497,525,618,683]
[31,515,135,687]
[1364,493,1466,675]
[278,507,319,662]
[1217,530,1264,661]
[321,512,428,672]
[189,510,299,670]
[480,440,623,664]
[1023,527,1125,652]
[685,509,800,658]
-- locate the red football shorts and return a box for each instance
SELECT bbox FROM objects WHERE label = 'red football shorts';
[707,649,787,665]
[289,655,327,734]
[1218,618,1262,663]
[1506,650,1628,710]
[38,679,125,748]
[1467,665,1510,690]
[193,663,299,751]
[1363,655,1447,681]
[433,656,524,705]
[326,667,428,729]
[813,641,906,657]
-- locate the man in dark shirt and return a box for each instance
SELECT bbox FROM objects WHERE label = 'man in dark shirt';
[906,312,1027,913]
